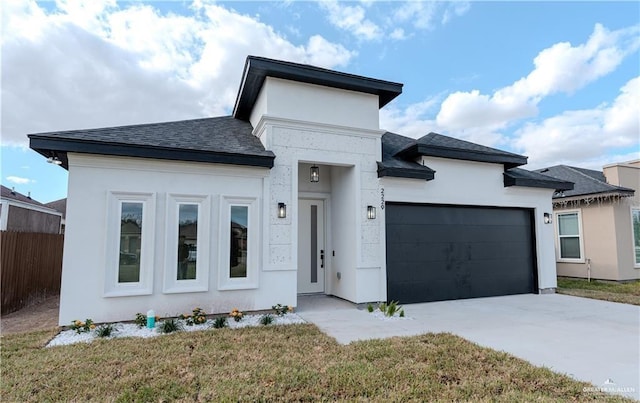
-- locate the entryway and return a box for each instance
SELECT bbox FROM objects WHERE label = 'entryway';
[297,198,325,294]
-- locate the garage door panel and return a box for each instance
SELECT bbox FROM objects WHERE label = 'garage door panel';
[386,204,537,303]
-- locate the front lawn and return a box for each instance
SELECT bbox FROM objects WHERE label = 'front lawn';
[557,277,640,306]
[1,324,626,401]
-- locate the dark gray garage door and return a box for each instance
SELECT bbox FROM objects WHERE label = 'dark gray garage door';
[386,203,537,303]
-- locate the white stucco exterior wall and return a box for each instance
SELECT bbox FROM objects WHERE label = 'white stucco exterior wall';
[381,157,558,292]
[59,153,297,325]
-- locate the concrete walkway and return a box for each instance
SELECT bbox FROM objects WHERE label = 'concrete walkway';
[296,293,640,400]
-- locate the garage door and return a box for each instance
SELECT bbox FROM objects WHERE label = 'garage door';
[385,203,537,304]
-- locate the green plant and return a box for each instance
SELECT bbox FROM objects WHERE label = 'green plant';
[70,319,95,334]
[94,323,117,338]
[158,319,182,334]
[399,309,405,318]
[212,317,228,329]
[272,303,293,316]
[134,313,146,328]
[378,301,403,317]
[260,314,274,325]
[179,307,207,326]
[229,308,244,322]
[367,303,374,313]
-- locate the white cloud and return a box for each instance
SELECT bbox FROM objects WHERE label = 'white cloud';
[318,0,382,41]
[436,23,640,132]
[389,28,407,41]
[393,1,469,30]
[6,176,35,185]
[513,76,640,169]
[1,0,355,146]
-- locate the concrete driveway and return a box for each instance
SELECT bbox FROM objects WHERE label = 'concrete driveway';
[296,294,640,400]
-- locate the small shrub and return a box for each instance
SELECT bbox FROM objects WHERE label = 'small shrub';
[94,323,117,338]
[378,301,403,317]
[367,303,374,313]
[134,313,146,328]
[158,319,182,334]
[399,309,405,318]
[272,303,293,316]
[70,319,95,334]
[229,308,244,322]
[212,317,228,329]
[180,307,207,326]
[260,314,274,325]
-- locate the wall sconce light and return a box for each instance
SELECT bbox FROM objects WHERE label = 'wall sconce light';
[278,203,287,218]
[47,156,62,165]
[544,213,552,224]
[310,165,319,183]
[367,205,376,219]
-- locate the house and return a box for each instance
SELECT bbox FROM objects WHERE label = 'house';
[536,161,639,281]
[45,198,67,234]
[0,185,63,234]
[28,56,572,325]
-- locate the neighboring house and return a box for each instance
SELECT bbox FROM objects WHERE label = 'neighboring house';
[29,56,572,325]
[536,161,639,281]
[0,185,62,234]
[45,198,67,234]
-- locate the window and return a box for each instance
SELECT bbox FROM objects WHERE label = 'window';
[105,192,155,297]
[163,195,210,293]
[218,197,259,290]
[556,211,583,262]
[632,209,640,268]
[230,206,248,278]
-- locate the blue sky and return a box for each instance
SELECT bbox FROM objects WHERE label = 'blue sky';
[2,0,639,203]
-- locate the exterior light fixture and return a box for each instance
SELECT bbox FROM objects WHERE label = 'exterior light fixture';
[367,205,376,219]
[47,156,62,165]
[544,213,552,224]
[310,165,319,183]
[278,202,287,218]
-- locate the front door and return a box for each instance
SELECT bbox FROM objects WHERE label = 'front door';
[297,199,325,294]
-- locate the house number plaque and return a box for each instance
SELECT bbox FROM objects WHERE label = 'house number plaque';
[380,188,385,210]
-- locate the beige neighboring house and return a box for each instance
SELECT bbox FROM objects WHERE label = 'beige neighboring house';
[0,185,63,234]
[537,161,639,281]
[45,198,67,234]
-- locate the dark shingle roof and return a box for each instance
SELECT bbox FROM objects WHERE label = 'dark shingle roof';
[233,56,403,120]
[1,185,48,207]
[504,168,574,190]
[394,132,528,168]
[29,116,275,169]
[45,198,67,218]
[535,165,634,198]
[378,132,435,180]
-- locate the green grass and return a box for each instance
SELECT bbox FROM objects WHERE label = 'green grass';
[557,277,640,305]
[1,324,629,402]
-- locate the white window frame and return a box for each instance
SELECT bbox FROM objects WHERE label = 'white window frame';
[104,192,155,297]
[218,196,259,290]
[631,207,640,269]
[163,194,211,293]
[555,209,585,263]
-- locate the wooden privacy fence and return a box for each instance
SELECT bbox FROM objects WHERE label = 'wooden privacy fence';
[1,231,64,315]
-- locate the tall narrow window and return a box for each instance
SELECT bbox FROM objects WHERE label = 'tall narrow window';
[177,204,198,280]
[230,206,248,278]
[118,202,143,283]
[557,211,582,260]
[632,209,640,267]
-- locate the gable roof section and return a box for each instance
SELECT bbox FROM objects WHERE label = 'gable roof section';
[378,132,435,180]
[394,132,528,169]
[233,56,403,121]
[45,198,67,218]
[29,116,275,170]
[504,168,574,191]
[1,185,48,208]
[535,165,634,198]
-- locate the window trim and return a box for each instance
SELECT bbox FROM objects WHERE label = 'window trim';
[554,209,585,263]
[104,192,155,297]
[163,194,211,294]
[218,196,259,290]
[631,207,640,269]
